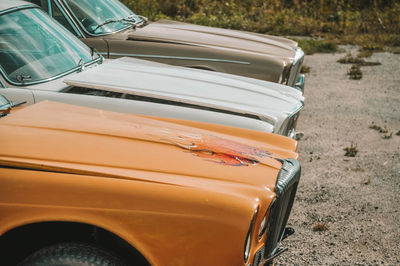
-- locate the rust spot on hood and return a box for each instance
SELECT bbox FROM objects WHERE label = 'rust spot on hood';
[163,133,273,166]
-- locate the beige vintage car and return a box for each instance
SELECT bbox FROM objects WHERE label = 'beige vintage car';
[25,0,305,92]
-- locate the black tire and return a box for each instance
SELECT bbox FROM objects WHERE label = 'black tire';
[19,242,127,266]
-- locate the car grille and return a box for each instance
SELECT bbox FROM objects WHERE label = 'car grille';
[281,110,301,138]
[287,48,304,87]
[264,159,301,259]
[253,245,265,266]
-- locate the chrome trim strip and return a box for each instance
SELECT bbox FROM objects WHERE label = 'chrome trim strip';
[0,78,6,88]
[0,4,37,16]
[0,57,102,87]
[293,47,304,65]
[101,52,251,65]
[47,0,52,16]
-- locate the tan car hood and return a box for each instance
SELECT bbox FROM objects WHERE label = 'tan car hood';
[0,101,297,188]
[128,19,297,59]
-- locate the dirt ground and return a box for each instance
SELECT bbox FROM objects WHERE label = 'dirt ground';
[277,47,400,265]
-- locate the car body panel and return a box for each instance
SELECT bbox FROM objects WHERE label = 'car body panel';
[0,101,299,265]
[0,88,276,133]
[1,101,297,174]
[62,57,303,129]
[128,19,296,59]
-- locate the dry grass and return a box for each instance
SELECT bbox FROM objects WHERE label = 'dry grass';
[313,222,329,232]
[338,54,381,66]
[344,143,358,157]
[382,133,393,139]
[300,65,311,74]
[347,64,363,80]
[369,123,389,133]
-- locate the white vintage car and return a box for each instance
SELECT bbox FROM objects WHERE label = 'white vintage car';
[0,0,304,136]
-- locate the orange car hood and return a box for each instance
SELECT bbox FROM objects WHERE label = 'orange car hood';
[129,19,297,59]
[0,101,297,188]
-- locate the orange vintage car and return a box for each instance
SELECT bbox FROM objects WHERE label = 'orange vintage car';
[0,96,301,266]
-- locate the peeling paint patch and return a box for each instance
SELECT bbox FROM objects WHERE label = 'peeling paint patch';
[164,134,272,166]
[194,150,259,166]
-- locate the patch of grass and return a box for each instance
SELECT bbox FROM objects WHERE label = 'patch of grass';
[357,50,373,58]
[392,47,400,54]
[379,127,389,134]
[344,143,358,157]
[300,65,311,74]
[347,64,363,80]
[338,53,364,64]
[294,39,338,55]
[369,122,389,133]
[313,222,329,232]
[369,124,381,131]
[370,123,393,139]
[338,53,381,66]
[363,178,371,185]
[382,132,393,139]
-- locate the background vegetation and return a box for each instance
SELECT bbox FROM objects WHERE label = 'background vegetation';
[123,0,400,52]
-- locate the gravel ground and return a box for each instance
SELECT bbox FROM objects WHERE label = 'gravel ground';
[277,47,400,265]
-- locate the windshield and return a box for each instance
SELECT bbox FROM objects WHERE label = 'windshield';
[0,7,98,85]
[63,0,142,35]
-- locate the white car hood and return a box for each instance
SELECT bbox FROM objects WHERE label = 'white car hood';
[64,57,304,127]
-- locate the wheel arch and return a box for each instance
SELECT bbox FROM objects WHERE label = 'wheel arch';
[0,220,151,265]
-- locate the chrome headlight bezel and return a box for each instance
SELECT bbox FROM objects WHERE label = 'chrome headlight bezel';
[244,208,258,263]
[258,199,275,240]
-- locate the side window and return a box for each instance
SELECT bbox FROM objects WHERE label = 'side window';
[51,1,80,37]
[25,0,49,12]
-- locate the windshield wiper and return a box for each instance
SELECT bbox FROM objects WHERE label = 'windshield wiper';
[93,17,137,32]
[77,58,85,72]
[136,15,148,27]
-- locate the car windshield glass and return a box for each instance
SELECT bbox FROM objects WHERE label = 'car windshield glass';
[63,0,142,35]
[0,7,97,85]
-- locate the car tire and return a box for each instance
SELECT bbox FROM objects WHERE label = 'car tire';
[19,242,127,266]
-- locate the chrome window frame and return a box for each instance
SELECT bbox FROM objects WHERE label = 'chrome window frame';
[0,4,36,16]
[49,0,85,38]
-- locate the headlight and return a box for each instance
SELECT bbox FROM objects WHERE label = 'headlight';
[258,214,267,239]
[244,208,258,263]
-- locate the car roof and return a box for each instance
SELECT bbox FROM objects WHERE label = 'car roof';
[0,0,35,13]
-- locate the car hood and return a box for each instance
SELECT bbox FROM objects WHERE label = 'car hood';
[129,19,297,60]
[64,57,304,128]
[0,101,297,189]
